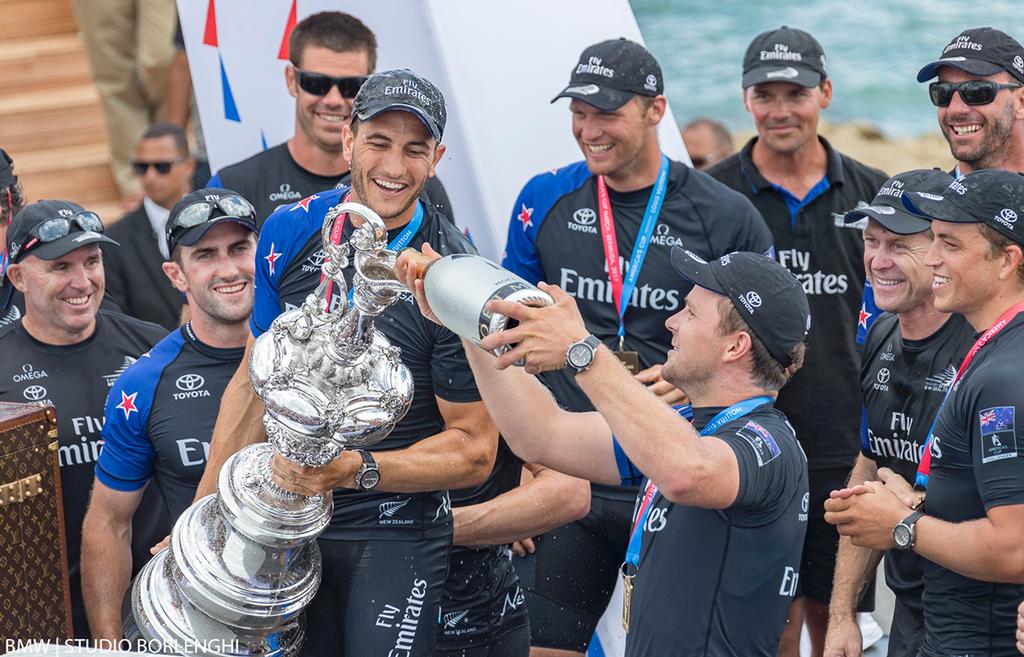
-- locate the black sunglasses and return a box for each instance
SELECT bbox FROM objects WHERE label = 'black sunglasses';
[295,69,367,99]
[928,80,1022,107]
[13,211,104,262]
[169,196,255,234]
[131,158,186,175]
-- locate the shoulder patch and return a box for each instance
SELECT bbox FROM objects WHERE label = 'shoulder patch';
[979,406,1018,464]
[736,420,782,466]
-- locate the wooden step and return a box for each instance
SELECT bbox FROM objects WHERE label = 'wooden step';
[0,83,107,153]
[13,142,119,208]
[0,34,93,92]
[0,0,78,41]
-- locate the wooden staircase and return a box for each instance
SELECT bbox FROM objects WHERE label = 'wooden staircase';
[0,0,122,223]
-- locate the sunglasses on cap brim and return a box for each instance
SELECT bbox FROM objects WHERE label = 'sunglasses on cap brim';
[12,211,104,262]
[170,196,255,233]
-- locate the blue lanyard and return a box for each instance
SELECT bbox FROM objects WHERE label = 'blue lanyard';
[624,395,774,569]
[347,201,424,304]
[1,248,7,278]
[598,155,670,339]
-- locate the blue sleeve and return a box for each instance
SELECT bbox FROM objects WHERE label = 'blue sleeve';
[501,177,546,284]
[95,371,157,492]
[857,281,881,345]
[207,172,222,188]
[859,405,874,458]
[250,209,288,337]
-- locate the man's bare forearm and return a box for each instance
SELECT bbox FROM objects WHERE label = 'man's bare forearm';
[81,509,133,640]
[453,464,590,546]
[194,337,265,500]
[829,455,881,618]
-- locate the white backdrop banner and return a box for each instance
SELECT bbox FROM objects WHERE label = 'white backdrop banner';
[178,0,690,257]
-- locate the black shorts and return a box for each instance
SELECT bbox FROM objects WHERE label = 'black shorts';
[434,623,530,657]
[437,545,528,651]
[887,595,924,657]
[302,534,451,657]
[800,467,875,611]
[515,489,632,651]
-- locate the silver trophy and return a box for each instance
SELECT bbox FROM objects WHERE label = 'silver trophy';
[123,203,414,656]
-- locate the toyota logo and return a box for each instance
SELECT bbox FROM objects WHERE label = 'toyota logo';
[744,291,762,308]
[309,250,327,267]
[999,208,1018,224]
[801,492,809,513]
[176,374,205,391]
[877,368,890,384]
[573,208,596,225]
[23,385,47,401]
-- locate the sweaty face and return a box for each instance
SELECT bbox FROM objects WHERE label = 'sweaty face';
[570,97,655,183]
[936,68,1022,171]
[135,135,193,209]
[10,245,104,344]
[662,285,729,394]
[289,45,373,153]
[863,220,935,314]
[343,111,443,222]
[171,223,255,324]
[924,220,1007,319]
[744,80,831,155]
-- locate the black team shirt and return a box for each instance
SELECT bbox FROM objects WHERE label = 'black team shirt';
[708,138,887,469]
[253,186,479,540]
[625,404,808,657]
[919,314,1024,657]
[209,143,454,230]
[859,312,972,616]
[0,310,167,637]
[95,322,245,522]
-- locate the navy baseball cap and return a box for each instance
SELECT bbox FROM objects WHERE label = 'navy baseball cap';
[6,200,117,263]
[844,169,954,235]
[670,249,811,367]
[0,149,14,189]
[166,188,257,256]
[351,69,447,141]
[905,169,1024,246]
[917,28,1024,84]
[552,38,664,111]
[743,26,827,88]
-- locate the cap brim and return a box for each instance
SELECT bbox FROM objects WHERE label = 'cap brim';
[28,231,119,260]
[354,103,442,141]
[742,65,821,88]
[669,247,727,295]
[916,58,1004,82]
[845,205,932,235]
[551,84,635,111]
[173,216,257,249]
[902,192,978,224]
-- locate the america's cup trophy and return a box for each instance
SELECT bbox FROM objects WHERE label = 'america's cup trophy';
[123,203,414,656]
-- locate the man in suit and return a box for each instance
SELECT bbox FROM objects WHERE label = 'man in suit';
[102,122,195,329]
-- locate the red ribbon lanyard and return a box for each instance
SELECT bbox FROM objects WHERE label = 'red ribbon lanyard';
[631,480,659,535]
[596,175,624,317]
[319,192,352,304]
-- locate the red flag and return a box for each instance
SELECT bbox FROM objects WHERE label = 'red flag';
[277,0,298,60]
[203,0,218,47]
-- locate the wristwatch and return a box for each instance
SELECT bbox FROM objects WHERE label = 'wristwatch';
[354,451,380,490]
[566,335,601,374]
[892,510,924,551]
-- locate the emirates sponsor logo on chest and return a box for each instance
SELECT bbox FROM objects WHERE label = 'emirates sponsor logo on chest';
[777,249,849,295]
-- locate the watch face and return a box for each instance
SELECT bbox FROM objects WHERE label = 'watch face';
[359,469,380,489]
[568,343,591,368]
[893,524,911,547]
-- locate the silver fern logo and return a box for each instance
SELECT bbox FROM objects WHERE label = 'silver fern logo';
[443,610,468,628]
[378,498,411,519]
[924,364,956,393]
[103,356,138,387]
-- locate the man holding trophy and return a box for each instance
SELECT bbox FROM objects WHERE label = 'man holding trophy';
[396,244,811,656]
[193,69,498,657]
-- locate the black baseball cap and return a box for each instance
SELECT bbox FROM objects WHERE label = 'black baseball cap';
[844,169,953,235]
[6,200,117,263]
[917,28,1024,84]
[166,188,257,256]
[0,149,14,189]
[552,38,664,111]
[905,169,1024,245]
[351,69,446,141]
[670,248,811,367]
[742,26,827,88]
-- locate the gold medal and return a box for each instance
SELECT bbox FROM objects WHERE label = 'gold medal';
[620,562,636,632]
[613,336,640,374]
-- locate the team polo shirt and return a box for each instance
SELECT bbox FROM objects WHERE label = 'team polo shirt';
[96,322,245,521]
[918,314,1024,657]
[625,403,808,657]
[209,143,454,229]
[708,137,888,469]
[0,310,166,636]
[860,312,972,616]
[253,187,479,540]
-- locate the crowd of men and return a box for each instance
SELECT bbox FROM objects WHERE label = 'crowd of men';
[1,11,1024,657]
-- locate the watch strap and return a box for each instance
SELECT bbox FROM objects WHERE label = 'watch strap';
[567,334,601,373]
